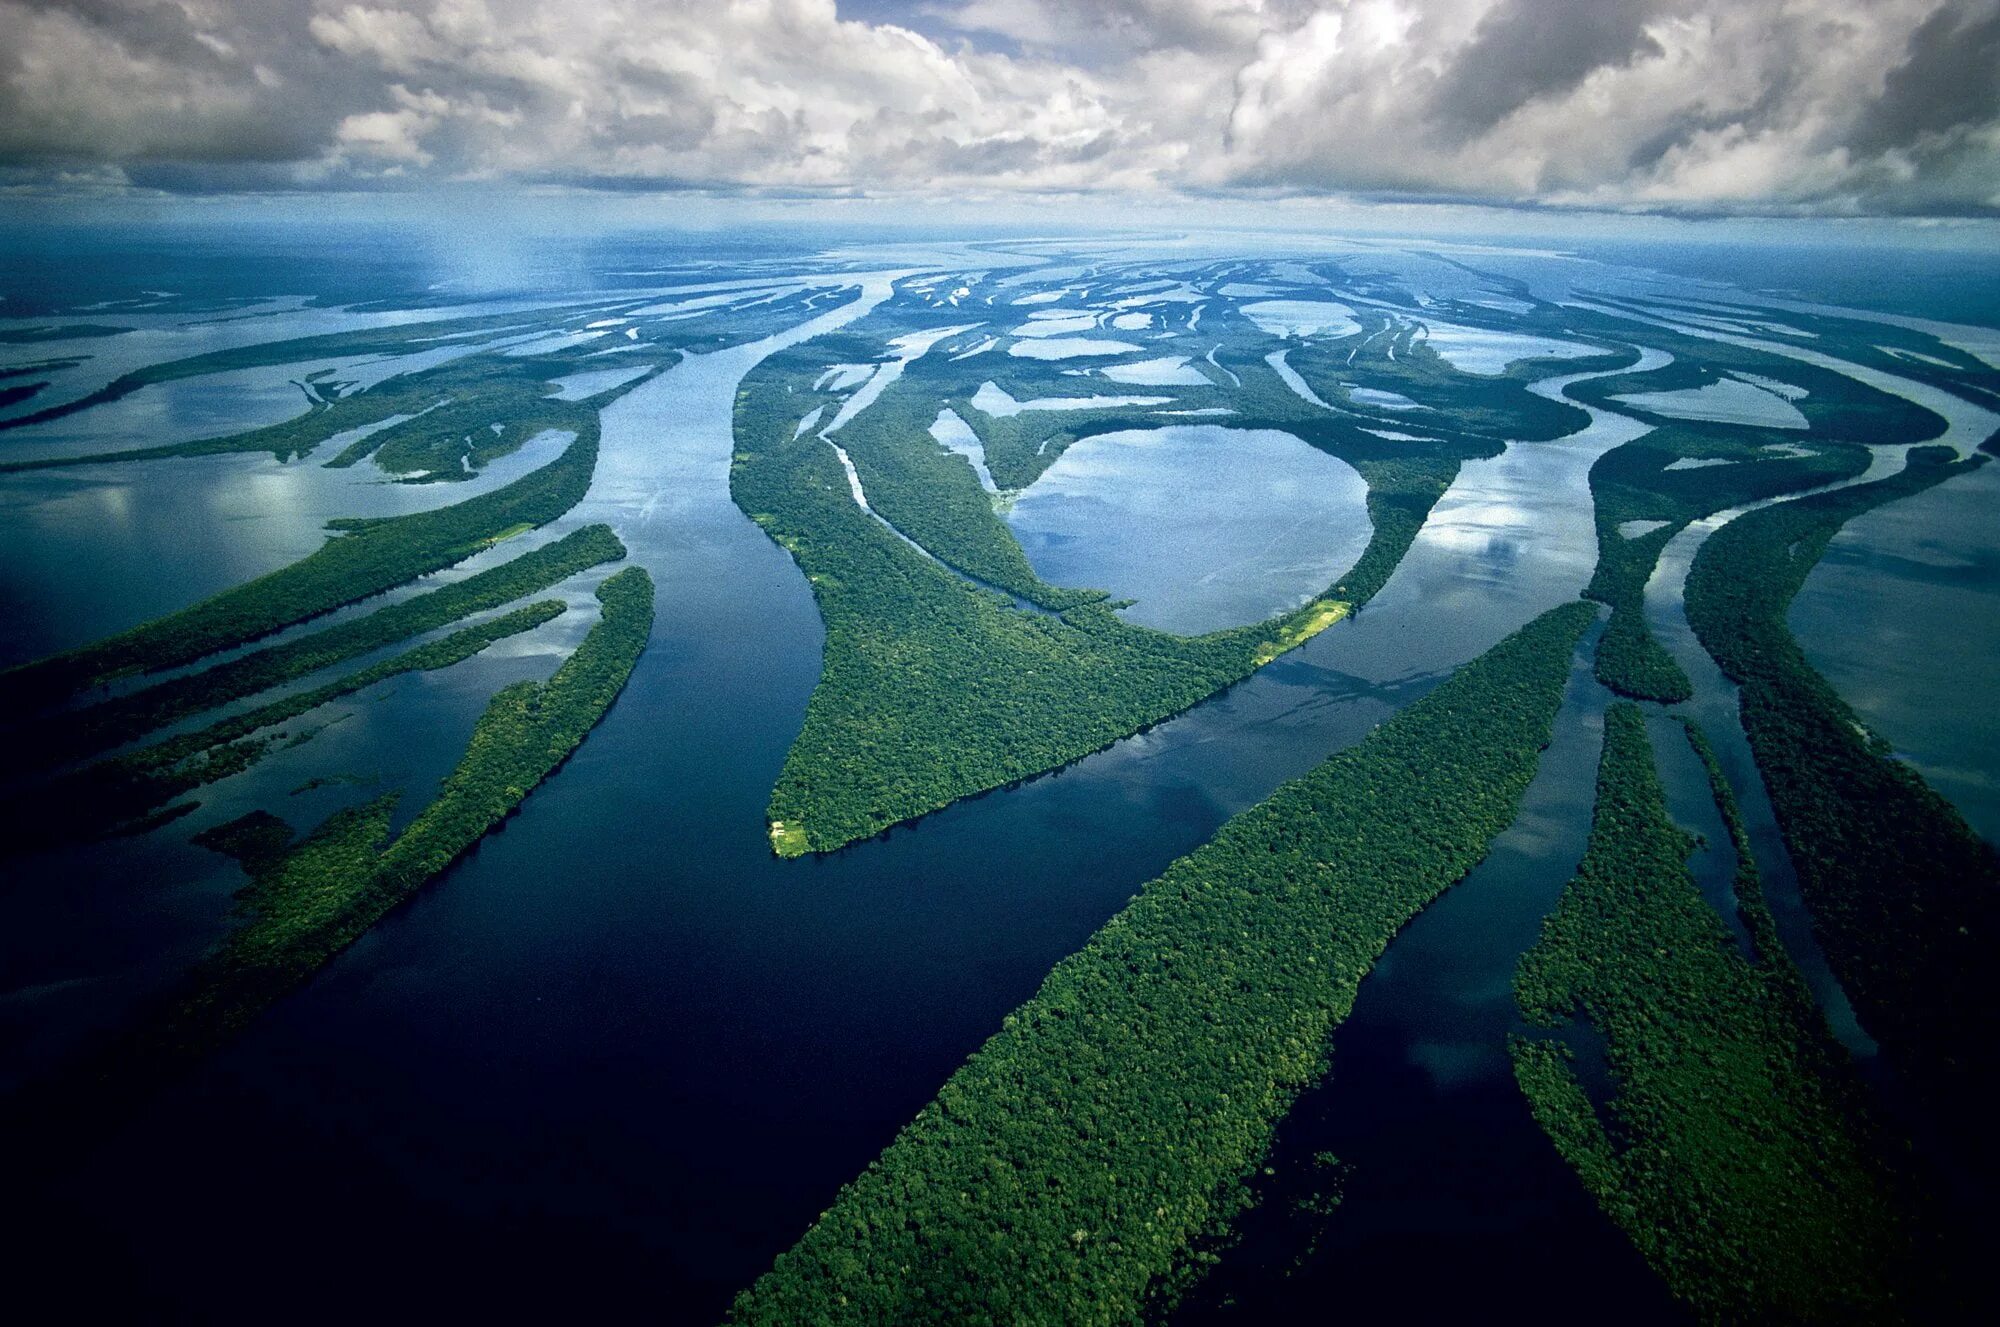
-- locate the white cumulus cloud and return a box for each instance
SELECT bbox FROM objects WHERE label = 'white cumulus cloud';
[0,0,1993,213]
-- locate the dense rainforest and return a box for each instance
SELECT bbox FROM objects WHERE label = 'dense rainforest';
[1512,705,1920,1321]
[0,418,602,704]
[1580,424,1867,702]
[6,247,1997,1327]
[4,566,655,1161]
[735,340,1361,857]
[1683,445,2000,1161]
[5,523,626,779]
[729,602,1593,1325]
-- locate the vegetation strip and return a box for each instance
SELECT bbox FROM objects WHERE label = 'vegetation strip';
[1,600,568,851]
[0,353,590,477]
[9,523,625,772]
[9,566,653,1142]
[1580,422,1867,702]
[0,303,609,433]
[1682,444,2000,1148]
[728,602,1592,1325]
[736,347,1357,857]
[736,295,1615,855]
[1511,703,1920,1320]
[0,423,601,706]
[167,564,651,1053]
[1677,717,1801,981]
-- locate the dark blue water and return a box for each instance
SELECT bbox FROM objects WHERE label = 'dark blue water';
[1790,458,2000,845]
[1566,237,2000,330]
[6,259,1431,1320]
[5,225,1995,1323]
[1176,629,1683,1326]
[10,280,1629,1319]
[1005,423,1372,634]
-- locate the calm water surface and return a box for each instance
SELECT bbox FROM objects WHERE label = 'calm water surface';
[1789,458,2000,844]
[1006,424,1370,634]
[17,274,1416,1319]
[6,236,1995,1322]
[1178,633,1683,1326]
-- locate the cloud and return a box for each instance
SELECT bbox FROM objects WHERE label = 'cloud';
[1432,0,1670,136]
[1209,0,2000,213]
[0,0,1993,214]
[0,0,316,162]
[282,1,1157,189]
[308,3,445,73]
[1854,1,2000,148]
[916,0,1290,59]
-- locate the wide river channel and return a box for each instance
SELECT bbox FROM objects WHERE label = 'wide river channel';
[8,251,1993,1322]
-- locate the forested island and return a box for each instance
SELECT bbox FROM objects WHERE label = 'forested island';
[4,240,1997,1327]
[1511,705,1921,1320]
[1684,444,2000,1156]
[730,603,1593,1324]
[736,335,1368,857]
[6,566,654,1154]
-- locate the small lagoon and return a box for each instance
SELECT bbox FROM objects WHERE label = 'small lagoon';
[1005,424,1370,634]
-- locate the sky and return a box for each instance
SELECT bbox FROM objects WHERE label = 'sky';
[1,0,1997,219]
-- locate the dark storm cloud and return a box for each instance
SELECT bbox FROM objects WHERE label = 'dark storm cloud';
[1850,0,2000,153]
[1220,0,2000,213]
[13,0,233,68]
[0,0,350,164]
[1432,0,1667,135]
